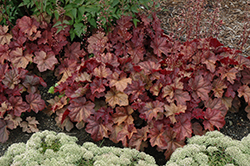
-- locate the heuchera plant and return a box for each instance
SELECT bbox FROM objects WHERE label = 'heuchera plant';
[0,16,71,72]
[0,17,64,143]
[47,12,250,160]
[0,63,46,143]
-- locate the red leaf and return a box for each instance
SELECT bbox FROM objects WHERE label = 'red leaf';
[64,42,86,60]
[189,75,212,101]
[55,108,74,131]
[139,101,164,121]
[138,61,161,75]
[0,119,9,143]
[105,87,129,108]
[70,84,89,99]
[116,16,133,29]
[209,37,224,48]
[93,65,112,78]
[150,37,170,57]
[87,31,108,55]
[0,101,12,118]
[217,67,238,84]
[124,80,145,102]
[113,106,134,125]
[47,96,68,113]
[90,78,108,94]
[201,51,217,73]
[205,98,227,116]
[61,109,70,124]
[117,123,137,147]
[26,93,45,113]
[56,58,77,84]
[95,52,119,67]
[0,25,12,45]
[2,68,21,89]
[238,85,250,105]
[85,115,110,141]
[23,75,47,94]
[173,113,192,141]
[109,72,132,92]
[127,42,145,63]
[148,122,168,149]
[0,63,8,81]
[203,108,225,131]
[129,126,149,150]
[34,51,58,72]
[164,103,187,124]
[9,96,29,117]
[68,97,95,122]
[163,128,185,160]
[212,78,227,98]
[10,48,33,69]
[17,16,39,36]
[192,122,206,136]
[0,44,10,64]
[20,116,39,133]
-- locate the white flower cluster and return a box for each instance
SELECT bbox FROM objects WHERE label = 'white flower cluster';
[0,130,157,166]
[165,131,250,166]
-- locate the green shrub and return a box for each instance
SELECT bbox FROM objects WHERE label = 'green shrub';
[165,131,250,166]
[0,130,157,166]
[19,0,160,40]
[0,0,24,26]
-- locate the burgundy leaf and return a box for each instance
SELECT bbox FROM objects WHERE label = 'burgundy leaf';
[203,108,225,131]
[34,51,58,72]
[9,96,29,116]
[68,97,95,122]
[64,42,86,60]
[26,93,45,113]
[0,119,9,143]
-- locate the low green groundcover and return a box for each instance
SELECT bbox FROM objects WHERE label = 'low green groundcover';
[0,130,157,166]
[1,130,250,166]
[165,131,250,166]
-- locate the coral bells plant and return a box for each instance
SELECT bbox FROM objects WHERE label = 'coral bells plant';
[0,63,46,143]
[48,12,250,160]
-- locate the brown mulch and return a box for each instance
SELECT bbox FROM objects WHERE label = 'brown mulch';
[158,0,250,56]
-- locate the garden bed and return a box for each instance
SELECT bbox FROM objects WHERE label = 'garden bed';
[0,0,250,166]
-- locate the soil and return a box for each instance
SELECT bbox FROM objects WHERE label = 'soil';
[1,1,250,166]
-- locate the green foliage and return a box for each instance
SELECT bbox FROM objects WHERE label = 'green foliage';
[19,0,160,40]
[165,131,250,166]
[0,0,24,26]
[40,139,62,154]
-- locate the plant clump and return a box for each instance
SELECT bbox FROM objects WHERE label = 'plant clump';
[0,130,157,166]
[165,130,250,166]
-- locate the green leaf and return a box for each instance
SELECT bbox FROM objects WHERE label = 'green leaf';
[62,20,70,25]
[47,83,58,94]
[74,23,87,37]
[132,18,140,28]
[89,17,97,28]
[54,10,59,20]
[71,8,77,19]
[70,29,76,41]
[112,0,120,7]
[52,21,62,27]
[48,86,55,94]
[78,6,86,16]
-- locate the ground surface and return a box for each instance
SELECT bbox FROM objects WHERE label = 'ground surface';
[1,1,250,166]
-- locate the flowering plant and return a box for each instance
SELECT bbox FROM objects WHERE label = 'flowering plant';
[165,131,250,166]
[0,130,157,166]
